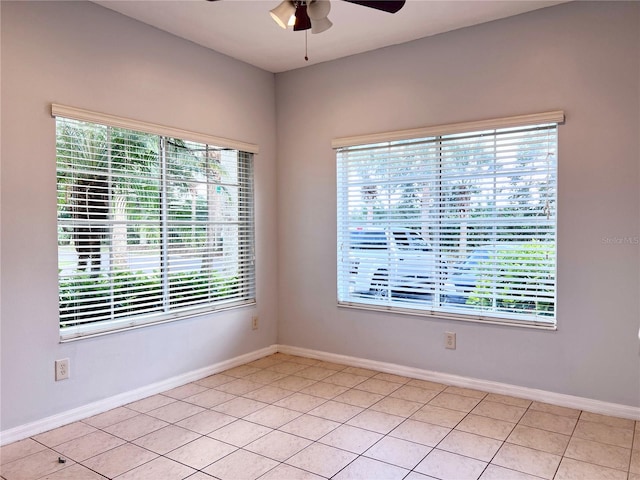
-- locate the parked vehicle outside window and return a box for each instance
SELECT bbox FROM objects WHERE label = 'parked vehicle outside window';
[347,227,435,299]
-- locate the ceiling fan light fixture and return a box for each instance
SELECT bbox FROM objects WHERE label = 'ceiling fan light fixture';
[310,16,332,34]
[293,3,312,31]
[269,0,296,29]
[307,0,332,34]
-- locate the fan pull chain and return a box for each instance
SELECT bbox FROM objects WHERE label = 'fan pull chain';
[305,30,309,61]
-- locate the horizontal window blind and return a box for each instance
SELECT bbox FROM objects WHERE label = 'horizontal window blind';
[336,113,560,328]
[56,114,255,340]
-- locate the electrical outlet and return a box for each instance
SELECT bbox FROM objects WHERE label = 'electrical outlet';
[445,332,456,350]
[55,358,70,381]
[251,316,259,330]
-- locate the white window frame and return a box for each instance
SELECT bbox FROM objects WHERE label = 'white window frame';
[54,104,258,341]
[335,111,564,329]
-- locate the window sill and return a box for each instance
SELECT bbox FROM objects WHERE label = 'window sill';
[60,299,257,342]
[337,301,557,331]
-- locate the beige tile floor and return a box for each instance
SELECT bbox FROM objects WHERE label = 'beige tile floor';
[1,353,639,480]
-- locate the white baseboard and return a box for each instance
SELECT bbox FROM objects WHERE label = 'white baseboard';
[3,342,637,446]
[0,345,277,446]
[277,344,640,421]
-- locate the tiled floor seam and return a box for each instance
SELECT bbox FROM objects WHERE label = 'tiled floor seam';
[2,354,637,480]
[74,415,258,478]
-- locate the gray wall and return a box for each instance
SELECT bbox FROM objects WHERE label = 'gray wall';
[275,2,640,407]
[1,0,638,435]
[0,1,278,431]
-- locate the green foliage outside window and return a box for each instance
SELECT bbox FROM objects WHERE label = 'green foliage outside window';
[467,241,555,316]
[59,271,239,327]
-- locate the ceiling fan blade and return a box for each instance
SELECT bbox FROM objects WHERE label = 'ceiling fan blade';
[342,0,406,14]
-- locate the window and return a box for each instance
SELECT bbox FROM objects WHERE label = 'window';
[336,112,563,328]
[55,105,256,340]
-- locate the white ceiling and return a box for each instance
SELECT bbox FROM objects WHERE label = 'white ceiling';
[95,0,566,73]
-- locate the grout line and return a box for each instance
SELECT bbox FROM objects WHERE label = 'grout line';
[4,353,636,479]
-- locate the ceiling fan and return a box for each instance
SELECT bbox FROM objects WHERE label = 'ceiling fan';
[269,1,406,34]
[207,0,406,62]
[268,0,406,60]
[207,1,406,35]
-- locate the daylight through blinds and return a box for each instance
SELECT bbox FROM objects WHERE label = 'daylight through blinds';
[56,116,255,339]
[336,117,559,327]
